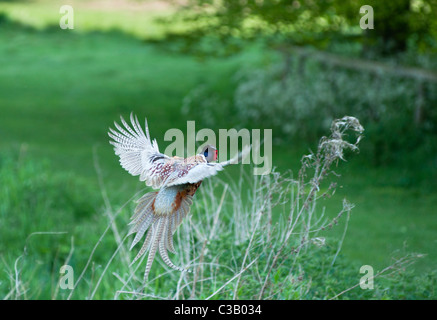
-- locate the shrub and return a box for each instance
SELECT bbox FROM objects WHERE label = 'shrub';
[182,57,437,168]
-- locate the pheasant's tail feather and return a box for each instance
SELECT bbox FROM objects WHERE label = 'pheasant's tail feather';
[129,191,193,280]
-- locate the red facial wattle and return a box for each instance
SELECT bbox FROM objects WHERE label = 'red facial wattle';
[215,149,218,161]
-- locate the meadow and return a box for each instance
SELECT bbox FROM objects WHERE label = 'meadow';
[0,0,436,299]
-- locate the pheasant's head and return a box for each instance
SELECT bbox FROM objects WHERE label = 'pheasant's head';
[202,145,218,162]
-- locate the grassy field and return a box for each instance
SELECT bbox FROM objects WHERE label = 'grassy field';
[0,1,436,299]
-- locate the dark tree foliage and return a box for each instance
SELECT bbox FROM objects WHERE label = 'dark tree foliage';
[158,0,437,170]
[162,0,437,56]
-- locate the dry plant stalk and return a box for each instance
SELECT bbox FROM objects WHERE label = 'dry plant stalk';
[256,116,364,299]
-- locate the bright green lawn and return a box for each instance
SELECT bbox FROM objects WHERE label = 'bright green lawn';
[0,1,436,299]
[0,0,175,39]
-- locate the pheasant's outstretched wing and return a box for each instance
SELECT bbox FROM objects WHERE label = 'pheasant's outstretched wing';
[108,114,172,189]
[165,145,251,187]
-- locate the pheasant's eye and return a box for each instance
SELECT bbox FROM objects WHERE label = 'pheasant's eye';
[215,149,218,160]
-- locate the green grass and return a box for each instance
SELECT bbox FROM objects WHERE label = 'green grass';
[324,165,437,274]
[0,0,176,39]
[0,1,436,299]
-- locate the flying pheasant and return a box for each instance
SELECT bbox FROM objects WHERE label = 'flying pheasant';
[108,114,248,280]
